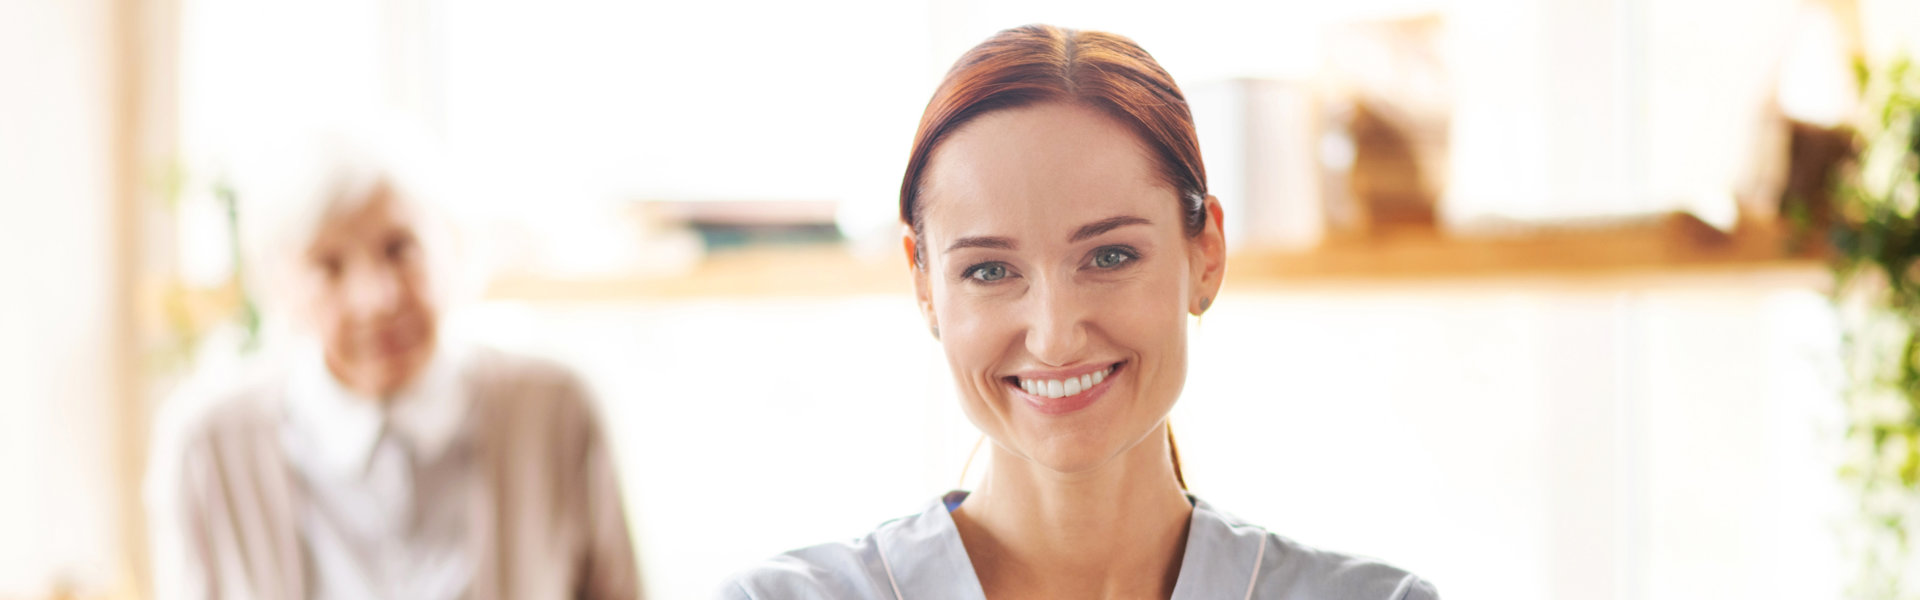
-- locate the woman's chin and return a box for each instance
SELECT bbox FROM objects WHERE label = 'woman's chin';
[1011,433,1128,477]
[337,353,430,398]
[1003,413,1176,480]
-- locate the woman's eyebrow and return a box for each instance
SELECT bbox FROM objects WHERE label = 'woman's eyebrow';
[945,236,1016,254]
[943,216,1151,254]
[1070,215,1151,243]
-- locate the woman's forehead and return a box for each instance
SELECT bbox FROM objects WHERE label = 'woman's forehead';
[920,103,1178,241]
[307,185,418,249]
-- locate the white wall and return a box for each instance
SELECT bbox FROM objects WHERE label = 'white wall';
[1445,0,1804,230]
[0,0,126,595]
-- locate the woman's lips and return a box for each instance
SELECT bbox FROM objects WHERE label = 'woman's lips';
[362,317,428,359]
[1005,362,1123,416]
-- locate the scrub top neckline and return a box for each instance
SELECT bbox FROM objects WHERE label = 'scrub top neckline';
[889,490,1265,600]
[940,489,1200,513]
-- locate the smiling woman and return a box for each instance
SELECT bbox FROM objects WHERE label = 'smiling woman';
[917,101,1202,489]
[721,24,1436,600]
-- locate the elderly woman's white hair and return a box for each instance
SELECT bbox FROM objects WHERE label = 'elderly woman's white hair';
[232,121,483,345]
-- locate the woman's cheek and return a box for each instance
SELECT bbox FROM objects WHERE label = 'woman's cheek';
[939,296,1006,374]
[1103,276,1183,337]
[937,298,1013,436]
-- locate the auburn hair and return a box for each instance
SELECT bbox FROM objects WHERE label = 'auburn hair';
[899,24,1208,249]
[901,24,1206,489]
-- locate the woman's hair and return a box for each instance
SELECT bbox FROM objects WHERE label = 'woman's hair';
[901,25,1205,488]
[899,24,1209,267]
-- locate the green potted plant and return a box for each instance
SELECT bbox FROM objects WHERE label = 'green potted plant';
[1830,54,1920,599]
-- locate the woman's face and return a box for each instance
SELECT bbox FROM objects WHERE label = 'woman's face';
[296,184,439,399]
[910,101,1225,476]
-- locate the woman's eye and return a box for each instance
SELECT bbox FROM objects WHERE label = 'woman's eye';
[966,262,1011,282]
[1091,247,1137,269]
[384,233,416,261]
[317,255,344,280]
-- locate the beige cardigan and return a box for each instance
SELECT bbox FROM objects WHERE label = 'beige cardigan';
[147,347,641,599]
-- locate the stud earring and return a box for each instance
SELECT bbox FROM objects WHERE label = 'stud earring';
[1198,296,1212,313]
[931,325,940,340]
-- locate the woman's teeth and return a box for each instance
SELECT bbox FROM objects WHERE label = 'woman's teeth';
[1017,366,1112,399]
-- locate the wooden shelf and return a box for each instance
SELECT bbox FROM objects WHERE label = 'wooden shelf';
[484,246,910,301]
[484,214,1830,301]
[1229,213,1828,288]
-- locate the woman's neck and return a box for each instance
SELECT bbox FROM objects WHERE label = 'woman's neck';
[953,423,1194,599]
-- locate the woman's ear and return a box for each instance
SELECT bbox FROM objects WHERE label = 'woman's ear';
[1189,195,1227,316]
[904,226,939,340]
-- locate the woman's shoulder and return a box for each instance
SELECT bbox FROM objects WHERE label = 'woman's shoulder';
[145,359,291,517]
[152,360,289,454]
[717,496,961,600]
[1196,502,1438,600]
[1257,532,1437,600]
[716,532,895,600]
[458,345,602,420]
[460,345,589,396]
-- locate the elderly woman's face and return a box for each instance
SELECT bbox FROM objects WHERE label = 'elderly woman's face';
[912,102,1222,476]
[296,184,438,398]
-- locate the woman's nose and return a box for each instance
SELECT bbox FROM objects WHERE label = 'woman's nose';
[340,261,405,317]
[1022,278,1090,365]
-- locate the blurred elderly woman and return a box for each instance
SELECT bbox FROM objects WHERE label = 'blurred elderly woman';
[146,130,640,600]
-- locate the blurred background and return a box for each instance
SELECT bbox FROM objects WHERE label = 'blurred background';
[4,0,1919,598]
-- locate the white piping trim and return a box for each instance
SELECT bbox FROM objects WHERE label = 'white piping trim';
[877,544,906,600]
[1389,573,1418,599]
[1242,535,1267,600]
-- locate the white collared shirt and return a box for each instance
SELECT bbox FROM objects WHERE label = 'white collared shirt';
[280,341,478,600]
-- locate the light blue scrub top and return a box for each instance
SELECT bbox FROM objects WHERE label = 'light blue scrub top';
[721,491,1438,600]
